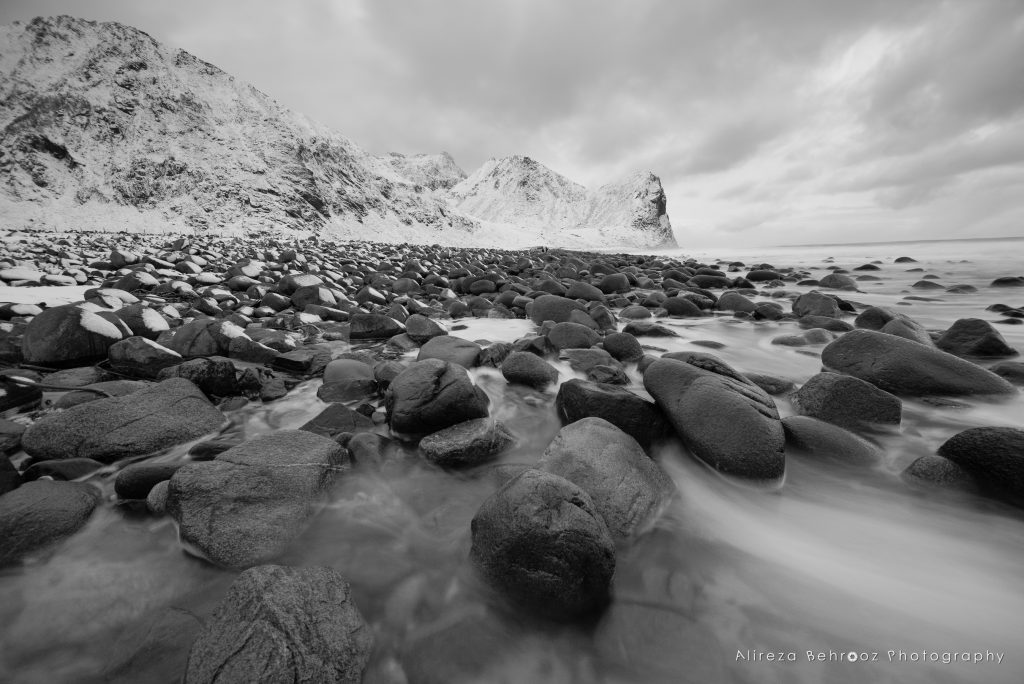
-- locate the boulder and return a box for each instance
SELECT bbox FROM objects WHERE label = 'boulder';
[937,427,1024,506]
[405,314,447,345]
[385,359,489,437]
[21,303,125,365]
[184,565,372,684]
[555,379,666,451]
[644,357,785,482]
[417,335,482,368]
[108,336,183,378]
[299,404,374,439]
[782,416,883,466]
[546,321,600,350]
[790,372,901,431]
[115,462,183,500]
[22,378,225,464]
[601,332,644,363]
[854,306,934,346]
[936,318,1018,358]
[167,431,345,568]
[529,295,585,325]
[902,455,977,491]
[470,469,615,621]
[349,313,405,340]
[500,351,559,390]
[818,273,857,290]
[792,291,841,318]
[157,356,239,397]
[419,418,516,468]
[821,329,1017,396]
[538,418,674,539]
[0,480,100,566]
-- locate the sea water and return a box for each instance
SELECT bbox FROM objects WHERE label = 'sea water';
[1,238,1023,683]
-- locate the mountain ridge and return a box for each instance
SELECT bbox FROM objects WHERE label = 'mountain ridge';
[0,15,677,249]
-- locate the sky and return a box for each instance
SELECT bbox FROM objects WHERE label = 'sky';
[1,0,1023,247]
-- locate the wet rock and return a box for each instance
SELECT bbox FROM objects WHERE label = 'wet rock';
[622,321,678,337]
[166,320,223,358]
[936,318,1018,358]
[529,294,585,325]
[114,462,182,500]
[108,336,183,378]
[417,335,482,368]
[743,373,796,395]
[385,359,489,437]
[937,427,1024,506]
[821,329,1017,396]
[818,273,857,290]
[470,468,615,621]
[157,356,239,397]
[854,306,934,345]
[167,431,346,568]
[405,313,447,344]
[902,455,977,491]
[782,416,883,466]
[644,357,785,482]
[0,455,20,495]
[22,458,105,481]
[792,291,841,318]
[184,565,372,684]
[791,372,901,431]
[555,379,666,451]
[500,351,559,390]
[300,404,374,439]
[349,313,405,340]
[662,297,704,317]
[539,418,674,539]
[990,361,1024,385]
[22,378,225,464]
[0,480,100,566]
[22,303,125,364]
[601,331,644,363]
[419,418,515,468]
[113,303,170,340]
[546,321,600,350]
[715,291,756,313]
[990,276,1024,287]
[53,380,148,409]
[560,348,620,375]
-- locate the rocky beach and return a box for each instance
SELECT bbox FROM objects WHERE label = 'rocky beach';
[0,229,1022,683]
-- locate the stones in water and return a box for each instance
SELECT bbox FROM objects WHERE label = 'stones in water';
[528,294,585,325]
[792,291,842,318]
[644,357,785,482]
[790,372,901,432]
[419,418,516,468]
[21,303,125,365]
[818,273,857,291]
[500,351,559,390]
[821,329,1017,396]
[937,427,1024,507]
[538,417,674,539]
[782,416,883,466]
[416,334,482,368]
[167,430,346,568]
[108,336,183,378]
[184,564,372,684]
[854,306,934,346]
[902,455,977,491]
[555,379,666,451]
[935,318,1019,358]
[470,468,615,621]
[21,378,225,464]
[0,480,101,566]
[384,358,489,437]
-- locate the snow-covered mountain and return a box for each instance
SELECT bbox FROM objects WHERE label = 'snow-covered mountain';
[0,15,677,249]
[451,156,675,248]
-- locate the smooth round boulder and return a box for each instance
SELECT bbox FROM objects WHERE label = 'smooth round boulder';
[937,427,1024,506]
[644,358,785,482]
[405,314,447,345]
[385,359,489,437]
[555,379,666,451]
[184,565,372,684]
[790,372,901,431]
[936,318,1018,358]
[470,469,615,621]
[22,378,225,464]
[108,336,183,379]
[546,322,600,350]
[157,357,239,398]
[419,418,516,468]
[821,329,1017,396]
[349,313,405,340]
[500,351,559,390]
[21,303,125,365]
[782,416,883,466]
[602,332,644,363]
[0,480,101,566]
[854,306,934,346]
[538,418,674,539]
[902,455,977,491]
[529,295,585,325]
[818,273,857,290]
[417,335,482,368]
[115,462,183,500]
[792,291,841,318]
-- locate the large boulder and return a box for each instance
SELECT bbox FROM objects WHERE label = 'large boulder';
[184,565,372,684]
[157,356,239,397]
[782,416,884,466]
[470,469,615,621]
[936,318,1018,358]
[417,335,482,368]
[529,295,585,325]
[790,372,901,431]
[22,378,225,464]
[21,303,125,365]
[107,336,183,378]
[644,357,785,482]
[167,430,345,568]
[854,306,934,346]
[538,418,674,540]
[937,427,1024,506]
[385,358,489,437]
[0,480,101,566]
[821,330,1017,396]
[500,351,559,390]
[555,379,666,451]
[419,418,515,468]
[792,291,841,318]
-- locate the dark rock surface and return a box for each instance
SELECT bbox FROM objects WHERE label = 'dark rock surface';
[790,372,902,431]
[0,480,101,566]
[937,427,1024,506]
[419,418,516,468]
[555,379,666,451]
[385,358,489,436]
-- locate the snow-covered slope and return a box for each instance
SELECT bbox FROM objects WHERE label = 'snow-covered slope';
[0,15,677,249]
[451,156,676,248]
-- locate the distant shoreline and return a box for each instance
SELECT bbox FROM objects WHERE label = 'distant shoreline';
[774,235,1024,249]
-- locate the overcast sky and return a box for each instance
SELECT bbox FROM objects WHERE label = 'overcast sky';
[2,0,1022,247]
